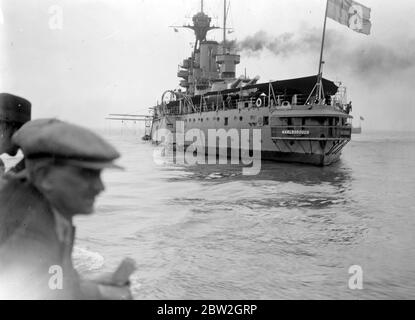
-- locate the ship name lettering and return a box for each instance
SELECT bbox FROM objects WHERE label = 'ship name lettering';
[282,130,310,135]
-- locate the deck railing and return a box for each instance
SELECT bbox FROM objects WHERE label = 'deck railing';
[157,93,348,117]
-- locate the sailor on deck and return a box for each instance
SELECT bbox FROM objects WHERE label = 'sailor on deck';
[0,119,134,299]
[0,93,31,175]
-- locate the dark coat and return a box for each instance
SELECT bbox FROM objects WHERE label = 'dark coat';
[0,176,100,299]
[0,158,4,175]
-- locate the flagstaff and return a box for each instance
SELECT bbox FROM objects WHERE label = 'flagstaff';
[308,0,372,104]
[317,0,330,102]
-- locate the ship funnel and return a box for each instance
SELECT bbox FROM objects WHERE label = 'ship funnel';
[200,41,219,79]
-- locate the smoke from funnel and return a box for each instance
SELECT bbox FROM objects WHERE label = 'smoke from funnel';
[237,29,324,57]
[236,28,415,80]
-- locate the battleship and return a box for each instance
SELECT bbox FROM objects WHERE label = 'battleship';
[110,0,354,166]
[352,115,364,134]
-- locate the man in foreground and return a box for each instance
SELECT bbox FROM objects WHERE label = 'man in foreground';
[0,119,135,299]
[0,93,31,174]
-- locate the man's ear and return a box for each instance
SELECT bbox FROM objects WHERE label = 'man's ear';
[33,165,53,191]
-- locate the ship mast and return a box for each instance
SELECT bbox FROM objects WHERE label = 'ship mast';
[223,0,227,44]
[178,0,217,52]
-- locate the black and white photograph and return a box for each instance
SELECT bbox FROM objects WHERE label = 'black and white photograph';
[0,0,414,306]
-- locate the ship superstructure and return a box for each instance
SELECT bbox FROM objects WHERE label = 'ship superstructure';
[173,1,246,96]
[149,0,353,166]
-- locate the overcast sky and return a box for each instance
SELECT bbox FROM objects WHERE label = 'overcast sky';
[1,0,414,131]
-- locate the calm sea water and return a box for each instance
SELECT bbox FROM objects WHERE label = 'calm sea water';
[4,130,415,299]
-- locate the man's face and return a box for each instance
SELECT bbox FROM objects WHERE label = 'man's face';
[0,122,19,156]
[41,164,105,216]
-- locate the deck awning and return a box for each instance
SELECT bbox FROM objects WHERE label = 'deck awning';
[204,75,339,97]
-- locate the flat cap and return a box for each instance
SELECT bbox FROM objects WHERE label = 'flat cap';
[13,119,121,170]
[0,93,31,124]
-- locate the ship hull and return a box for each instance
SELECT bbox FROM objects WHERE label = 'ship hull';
[152,140,348,167]
[164,143,345,167]
[202,147,343,166]
[208,149,342,166]
[261,150,341,166]
[151,102,352,167]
